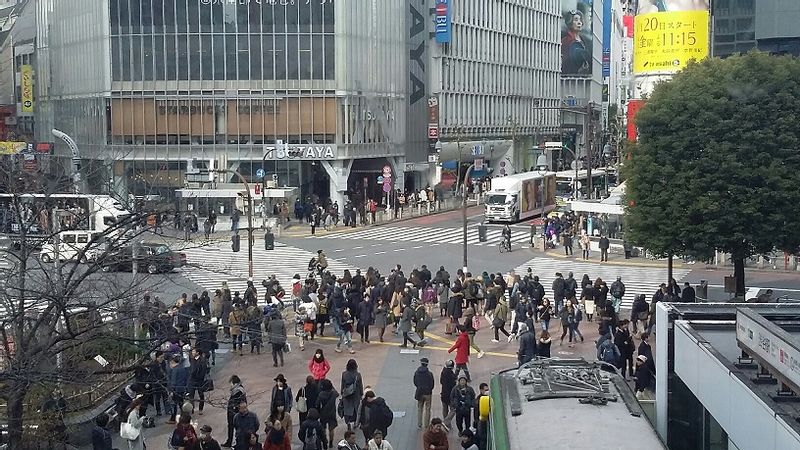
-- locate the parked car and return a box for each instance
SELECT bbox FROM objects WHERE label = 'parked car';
[100,243,186,274]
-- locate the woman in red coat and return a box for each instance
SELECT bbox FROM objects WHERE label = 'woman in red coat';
[262,419,291,450]
[448,325,472,382]
[308,349,331,381]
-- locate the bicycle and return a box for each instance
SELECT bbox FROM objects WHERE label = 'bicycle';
[498,240,511,253]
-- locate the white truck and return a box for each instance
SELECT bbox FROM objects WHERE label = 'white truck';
[484,171,557,223]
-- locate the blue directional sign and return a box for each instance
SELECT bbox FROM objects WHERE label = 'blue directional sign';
[256,168,265,178]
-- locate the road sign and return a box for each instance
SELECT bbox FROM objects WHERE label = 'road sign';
[256,168,265,178]
[428,125,439,140]
[382,181,392,193]
[254,183,261,195]
[377,175,384,184]
[471,145,484,156]
[545,141,563,148]
[474,158,484,171]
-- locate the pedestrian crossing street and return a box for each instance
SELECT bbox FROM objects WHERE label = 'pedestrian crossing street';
[512,257,692,311]
[178,241,359,299]
[306,225,534,247]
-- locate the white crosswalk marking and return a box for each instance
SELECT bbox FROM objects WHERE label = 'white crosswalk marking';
[512,257,691,311]
[178,241,359,297]
[307,225,534,247]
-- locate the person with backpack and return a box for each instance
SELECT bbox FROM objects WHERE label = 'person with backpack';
[298,408,327,450]
[610,276,626,314]
[362,390,393,439]
[461,307,485,358]
[413,300,433,344]
[597,330,621,373]
[449,376,476,434]
[222,376,247,448]
[340,359,364,431]
[169,413,197,450]
[516,323,537,366]
[490,295,511,342]
[398,299,418,349]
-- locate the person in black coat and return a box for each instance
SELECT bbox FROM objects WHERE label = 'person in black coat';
[413,358,435,429]
[357,295,374,343]
[91,413,113,450]
[298,408,327,450]
[517,323,537,366]
[614,320,635,379]
[439,360,457,419]
[296,375,320,424]
[681,282,696,302]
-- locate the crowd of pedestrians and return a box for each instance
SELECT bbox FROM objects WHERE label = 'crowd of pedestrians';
[88,249,692,450]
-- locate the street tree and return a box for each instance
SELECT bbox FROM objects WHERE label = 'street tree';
[624,52,800,296]
[0,160,189,448]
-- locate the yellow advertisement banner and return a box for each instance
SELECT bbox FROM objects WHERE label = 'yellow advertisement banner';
[0,141,27,155]
[634,10,709,74]
[20,64,33,113]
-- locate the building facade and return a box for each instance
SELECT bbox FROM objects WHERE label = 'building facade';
[34,0,406,212]
[426,0,562,187]
[713,0,800,57]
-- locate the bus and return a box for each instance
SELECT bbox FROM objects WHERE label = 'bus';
[555,168,611,202]
[484,171,556,223]
[0,194,130,247]
[487,358,665,450]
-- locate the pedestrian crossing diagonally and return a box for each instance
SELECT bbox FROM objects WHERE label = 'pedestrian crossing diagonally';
[512,257,691,311]
[178,241,359,300]
[306,225,535,247]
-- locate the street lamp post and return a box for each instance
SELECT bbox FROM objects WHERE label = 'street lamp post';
[462,163,475,271]
[215,169,254,279]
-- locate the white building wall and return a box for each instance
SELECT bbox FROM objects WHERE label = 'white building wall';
[672,321,800,450]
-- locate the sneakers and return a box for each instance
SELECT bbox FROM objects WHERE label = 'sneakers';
[349,349,355,354]
[507,334,515,343]
[491,339,499,343]
[477,351,485,359]
[335,347,342,353]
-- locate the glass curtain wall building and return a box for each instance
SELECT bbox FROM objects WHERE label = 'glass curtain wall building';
[35,0,406,210]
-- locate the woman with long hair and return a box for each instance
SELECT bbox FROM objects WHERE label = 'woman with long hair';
[122,395,147,450]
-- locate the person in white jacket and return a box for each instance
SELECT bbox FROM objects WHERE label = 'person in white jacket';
[122,395,147,450]
[366,430,394,450]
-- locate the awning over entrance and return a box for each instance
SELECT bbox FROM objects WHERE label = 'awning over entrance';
[175,187,297,199]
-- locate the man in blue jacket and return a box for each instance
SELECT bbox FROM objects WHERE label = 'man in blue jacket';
[166,354,188,424]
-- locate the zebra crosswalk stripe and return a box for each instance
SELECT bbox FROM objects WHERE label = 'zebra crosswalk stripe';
[178,242,359,300]
[307,225,535,247]
[512,257,691,310]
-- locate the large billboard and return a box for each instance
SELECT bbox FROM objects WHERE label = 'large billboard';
[633,0,709,74]
[561,0,594,77]
[20,65,33,114]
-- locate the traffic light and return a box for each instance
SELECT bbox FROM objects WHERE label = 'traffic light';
[231,234,240,252]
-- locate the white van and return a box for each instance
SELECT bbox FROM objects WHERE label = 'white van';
[39,231,106,263]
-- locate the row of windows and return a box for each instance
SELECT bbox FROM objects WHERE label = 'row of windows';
[440,93,557,131]
[111,33,334,81]
[448,25,560,74]
[454,0,559,40]
[443,59,557,100]
[110,0,335,35]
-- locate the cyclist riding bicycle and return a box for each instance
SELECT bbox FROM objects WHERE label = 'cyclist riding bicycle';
[502,224,512,251]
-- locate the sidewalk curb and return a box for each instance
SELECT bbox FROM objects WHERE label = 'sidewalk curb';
[526,247,689,270]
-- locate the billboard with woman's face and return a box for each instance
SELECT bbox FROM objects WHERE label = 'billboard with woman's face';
[561,0,594,77]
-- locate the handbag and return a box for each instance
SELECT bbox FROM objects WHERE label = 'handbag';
[119,421,140,441]
[203,372,215,392]
[296,387,308,413]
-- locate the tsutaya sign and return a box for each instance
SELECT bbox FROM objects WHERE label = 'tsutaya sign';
[263,144,337,160]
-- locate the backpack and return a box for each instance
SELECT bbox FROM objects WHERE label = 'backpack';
[471,315,481,330]
[378,401,394,427]
[601,342,619,364]
[467,281,479,298]
[303,426,319,450]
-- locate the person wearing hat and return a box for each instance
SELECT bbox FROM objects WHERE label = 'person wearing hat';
[270,374,293,416]
[413,357,435,429]
[198,424,222,450]
[439,360,457,429]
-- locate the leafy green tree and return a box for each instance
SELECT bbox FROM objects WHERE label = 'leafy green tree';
[624,52,800,296]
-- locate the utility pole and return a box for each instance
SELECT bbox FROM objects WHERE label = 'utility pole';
[215,169,254,279]
[586,103,594,199]
[462,163,475,271]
